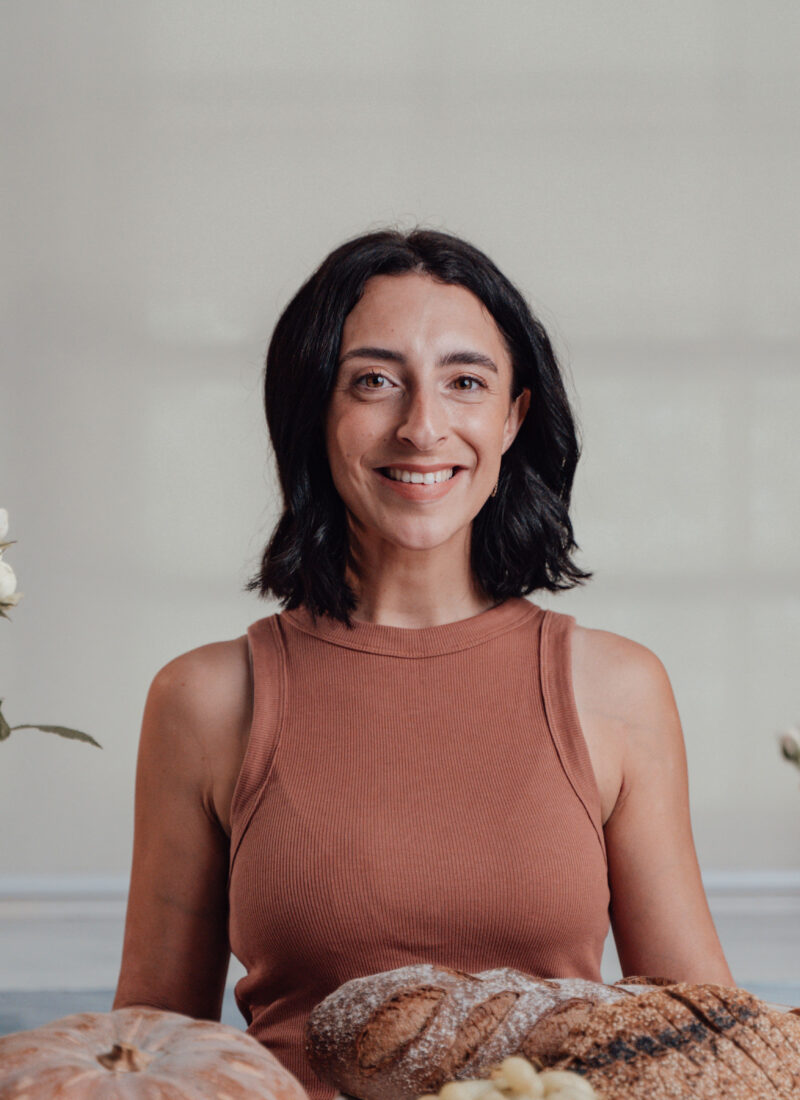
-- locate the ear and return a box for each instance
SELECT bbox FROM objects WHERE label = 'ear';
[502,387,531,453]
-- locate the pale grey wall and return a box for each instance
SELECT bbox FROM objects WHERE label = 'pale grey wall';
[1,1,798,879]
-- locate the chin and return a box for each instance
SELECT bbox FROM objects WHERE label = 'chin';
[377,517,471,550]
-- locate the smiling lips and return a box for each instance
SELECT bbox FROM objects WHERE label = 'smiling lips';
[374,466,464,500]
[376,461,463,479]
[382,467,456,484]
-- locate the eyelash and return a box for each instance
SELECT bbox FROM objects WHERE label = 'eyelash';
[353,371,487,392]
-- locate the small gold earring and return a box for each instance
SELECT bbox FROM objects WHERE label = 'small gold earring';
[490,480,498,498]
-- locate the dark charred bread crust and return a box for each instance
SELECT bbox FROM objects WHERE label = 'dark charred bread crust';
[513,980,626,1059]
[622,995,721,1098]
[654,987,781,1097]
[667,984,798,1097]
[712,986,800,1082]
[545,987,798,1099]
[551,992,717,1098]
[708,985,798,1095]
[564,992,710,1098]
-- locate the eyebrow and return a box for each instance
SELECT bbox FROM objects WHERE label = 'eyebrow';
[338,346,498,374]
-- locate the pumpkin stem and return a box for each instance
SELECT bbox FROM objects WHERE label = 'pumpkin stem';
[96,1041,156,1073]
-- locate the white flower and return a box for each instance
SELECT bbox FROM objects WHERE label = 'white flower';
[0,508,7,540]
[0,558,22,607]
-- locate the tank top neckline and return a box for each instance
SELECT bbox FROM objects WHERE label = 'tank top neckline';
[280,595,541,658]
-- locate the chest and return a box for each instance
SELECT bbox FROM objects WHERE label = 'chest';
[227,716,610,979]
[215,621,623,835]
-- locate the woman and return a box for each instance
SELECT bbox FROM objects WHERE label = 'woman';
[113,227,733,1096]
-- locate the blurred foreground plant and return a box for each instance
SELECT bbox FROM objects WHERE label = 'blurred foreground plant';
[780,725,800,774]
[0,508,101,747]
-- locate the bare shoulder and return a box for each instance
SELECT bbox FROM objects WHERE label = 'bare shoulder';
[148,636,253,836]
[570,623,679,823]
[571,624,674,723]
[154,636,252,728]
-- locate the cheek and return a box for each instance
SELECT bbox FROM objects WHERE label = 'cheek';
[459,406,506,443]
[337,408,385,453]
[326,410,374,474]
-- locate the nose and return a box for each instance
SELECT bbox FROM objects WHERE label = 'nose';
[394,383,449,451]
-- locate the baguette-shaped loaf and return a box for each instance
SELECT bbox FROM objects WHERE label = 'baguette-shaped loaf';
[304,965,628,1100]
[306,966,800,1100]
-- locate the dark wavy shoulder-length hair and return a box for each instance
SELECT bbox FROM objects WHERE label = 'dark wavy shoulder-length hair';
[244,226,591,626]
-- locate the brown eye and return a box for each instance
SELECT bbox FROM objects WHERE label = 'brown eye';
[355,372,387,388]
[456,375,485,391]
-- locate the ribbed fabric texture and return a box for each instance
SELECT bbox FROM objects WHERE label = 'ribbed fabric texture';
[227,597,610,1099]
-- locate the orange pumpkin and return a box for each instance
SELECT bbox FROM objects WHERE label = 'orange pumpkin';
[0,1006,310,1099]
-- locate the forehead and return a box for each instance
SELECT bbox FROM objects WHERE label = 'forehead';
[341,272,509,360]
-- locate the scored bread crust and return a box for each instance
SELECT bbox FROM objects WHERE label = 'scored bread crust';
[305,965,630,1100]
[667,983,796,1097]
[306,965,551,1099]
[549,985,800,1099]
[305,963,470,1100]
[650,988,774,1099]
[305,964,800,1100]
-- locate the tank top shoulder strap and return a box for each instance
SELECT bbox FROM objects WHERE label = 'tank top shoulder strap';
[539,608,606,861]
[228,613,287,883]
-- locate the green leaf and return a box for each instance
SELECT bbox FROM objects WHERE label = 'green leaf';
[9,724,102,748]
[0,702,11,741]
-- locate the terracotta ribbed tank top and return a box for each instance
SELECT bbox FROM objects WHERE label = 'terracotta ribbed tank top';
[227,597,610,1099]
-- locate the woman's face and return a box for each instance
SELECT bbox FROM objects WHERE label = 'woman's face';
[325,271,530,553]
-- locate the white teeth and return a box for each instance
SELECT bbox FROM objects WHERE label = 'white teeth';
[385,467,455,484]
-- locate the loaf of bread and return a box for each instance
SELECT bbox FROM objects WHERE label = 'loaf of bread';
[304,965,631,1100]
[304,964,800,1100]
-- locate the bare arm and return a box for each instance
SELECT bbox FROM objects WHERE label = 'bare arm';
[578,630,734,985]
[113,643,249,1018]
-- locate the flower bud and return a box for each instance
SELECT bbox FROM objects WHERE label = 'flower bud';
[0,559,18,601]
[779,729,800,766]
